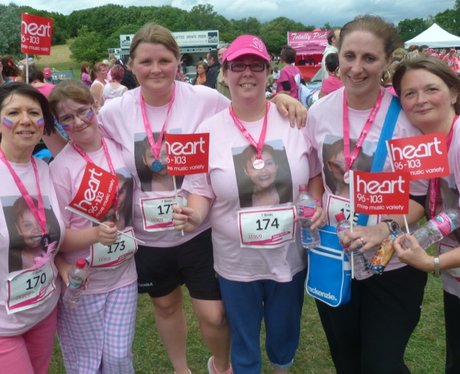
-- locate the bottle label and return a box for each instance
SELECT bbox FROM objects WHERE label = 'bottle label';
[6,261,56,314]
[237,206,296,248]
[433,213,454,237]
[297,206,315,219]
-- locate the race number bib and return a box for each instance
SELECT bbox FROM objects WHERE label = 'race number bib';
[326,194,378,226]
[439,243,460,281]
[237,206,295,248]
[89,228,138,269]
[140,196,185,232]
[6,261,56,314]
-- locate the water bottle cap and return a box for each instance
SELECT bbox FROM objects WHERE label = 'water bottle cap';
[298,184,308,193]
[335,212,346,222]
[75,258,87,269]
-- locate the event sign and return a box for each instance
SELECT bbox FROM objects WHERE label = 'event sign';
[68,163,118,220]
[387,133,449,180]
[21,13,53,55]
[165,133,209,176]
[353,171,410,214]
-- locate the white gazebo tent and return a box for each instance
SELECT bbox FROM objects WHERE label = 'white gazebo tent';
[405,23,460,48]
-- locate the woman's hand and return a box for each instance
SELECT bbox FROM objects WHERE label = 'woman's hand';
[393,234,433,272]
[310,206,326,230]
[55,256,72,286]
[271,93,307,128]
[339,222,389,253]
[96,221,118,246]
[172,205,201,233]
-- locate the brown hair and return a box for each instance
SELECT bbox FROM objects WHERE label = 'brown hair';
[48,80,94,119]
[392,56,460,114]
[338,15,402,59]
[129,23,180,67]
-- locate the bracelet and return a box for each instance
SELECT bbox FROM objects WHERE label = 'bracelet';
[433,256,441,277]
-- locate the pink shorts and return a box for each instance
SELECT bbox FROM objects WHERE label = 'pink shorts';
[0,306,58,374]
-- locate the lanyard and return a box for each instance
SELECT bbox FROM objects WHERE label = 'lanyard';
[139,87,176,172]
[342,89,385,171]
[71,137,119,211]
[0,149,48,239]
[429,114,458,218]
[229,101,270,169]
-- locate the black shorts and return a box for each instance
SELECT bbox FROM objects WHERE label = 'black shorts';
[135,229,221,300]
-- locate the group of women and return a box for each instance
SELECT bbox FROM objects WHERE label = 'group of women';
[2,13,460,374]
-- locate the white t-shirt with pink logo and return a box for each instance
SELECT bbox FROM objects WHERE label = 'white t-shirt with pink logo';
[50,138,137,294]
[306,88,428,275]
[181,103,321,282]
[98,82,230,247]
[0,158,64,335]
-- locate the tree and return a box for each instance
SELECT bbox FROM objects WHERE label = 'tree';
[260,17,310,54]
[69,25,106,63]
[0,4,22,57]
[397,18,428,42]
[434,9,460,35]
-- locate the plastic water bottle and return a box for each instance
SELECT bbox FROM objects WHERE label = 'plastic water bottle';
[295,185,320,249]
[62,258,89,309]
[335,212,372,279]
[411,210,460,249]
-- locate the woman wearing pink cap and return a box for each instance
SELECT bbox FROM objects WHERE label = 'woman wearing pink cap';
[173,34,323,373]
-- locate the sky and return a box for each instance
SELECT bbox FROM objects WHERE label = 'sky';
[1,0,456,27]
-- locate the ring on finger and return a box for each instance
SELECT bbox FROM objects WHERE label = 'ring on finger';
[359,237,365,246]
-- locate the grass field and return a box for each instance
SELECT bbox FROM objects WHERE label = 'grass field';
[48,274,445,374]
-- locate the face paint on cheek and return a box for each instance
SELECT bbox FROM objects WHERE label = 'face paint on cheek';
[36,118,45,127]
[2,117,14,128]
[85,108,94,121]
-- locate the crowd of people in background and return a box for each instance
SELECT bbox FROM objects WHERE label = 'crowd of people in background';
[3,14,460,374]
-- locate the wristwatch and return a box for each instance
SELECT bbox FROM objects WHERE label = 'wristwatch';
[383,219,401,237]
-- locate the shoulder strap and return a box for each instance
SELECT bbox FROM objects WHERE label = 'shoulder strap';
[357,95,401,226]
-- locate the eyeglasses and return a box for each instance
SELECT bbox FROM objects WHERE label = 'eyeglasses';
[228,62,267,72]
[58,107,94,127]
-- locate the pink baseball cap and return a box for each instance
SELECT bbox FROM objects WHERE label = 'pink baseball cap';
[223,35,270,63]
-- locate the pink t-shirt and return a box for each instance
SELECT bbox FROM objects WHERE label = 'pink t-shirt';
[0,158,64,336]
[306,88,428,277]
[277,64,301,99]
[35,83,55,98]
[50,138,137,294]
[181,104,321,282]
[320,75,343,95]
[435,118,460,298]
[98,82,230,247]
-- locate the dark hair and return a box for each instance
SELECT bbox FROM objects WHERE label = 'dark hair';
[280,45,296,64]
[1,56,21,79]
[325,53,339,73]
[207,49,218,63]
[110,65,125,82]
[0,82,55,135]
[81,62,91,74]
[338,15,402,59]
[29,69,45,83]
[327,29,338,45]
[48,80,94,120]
[392,56,460,114]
